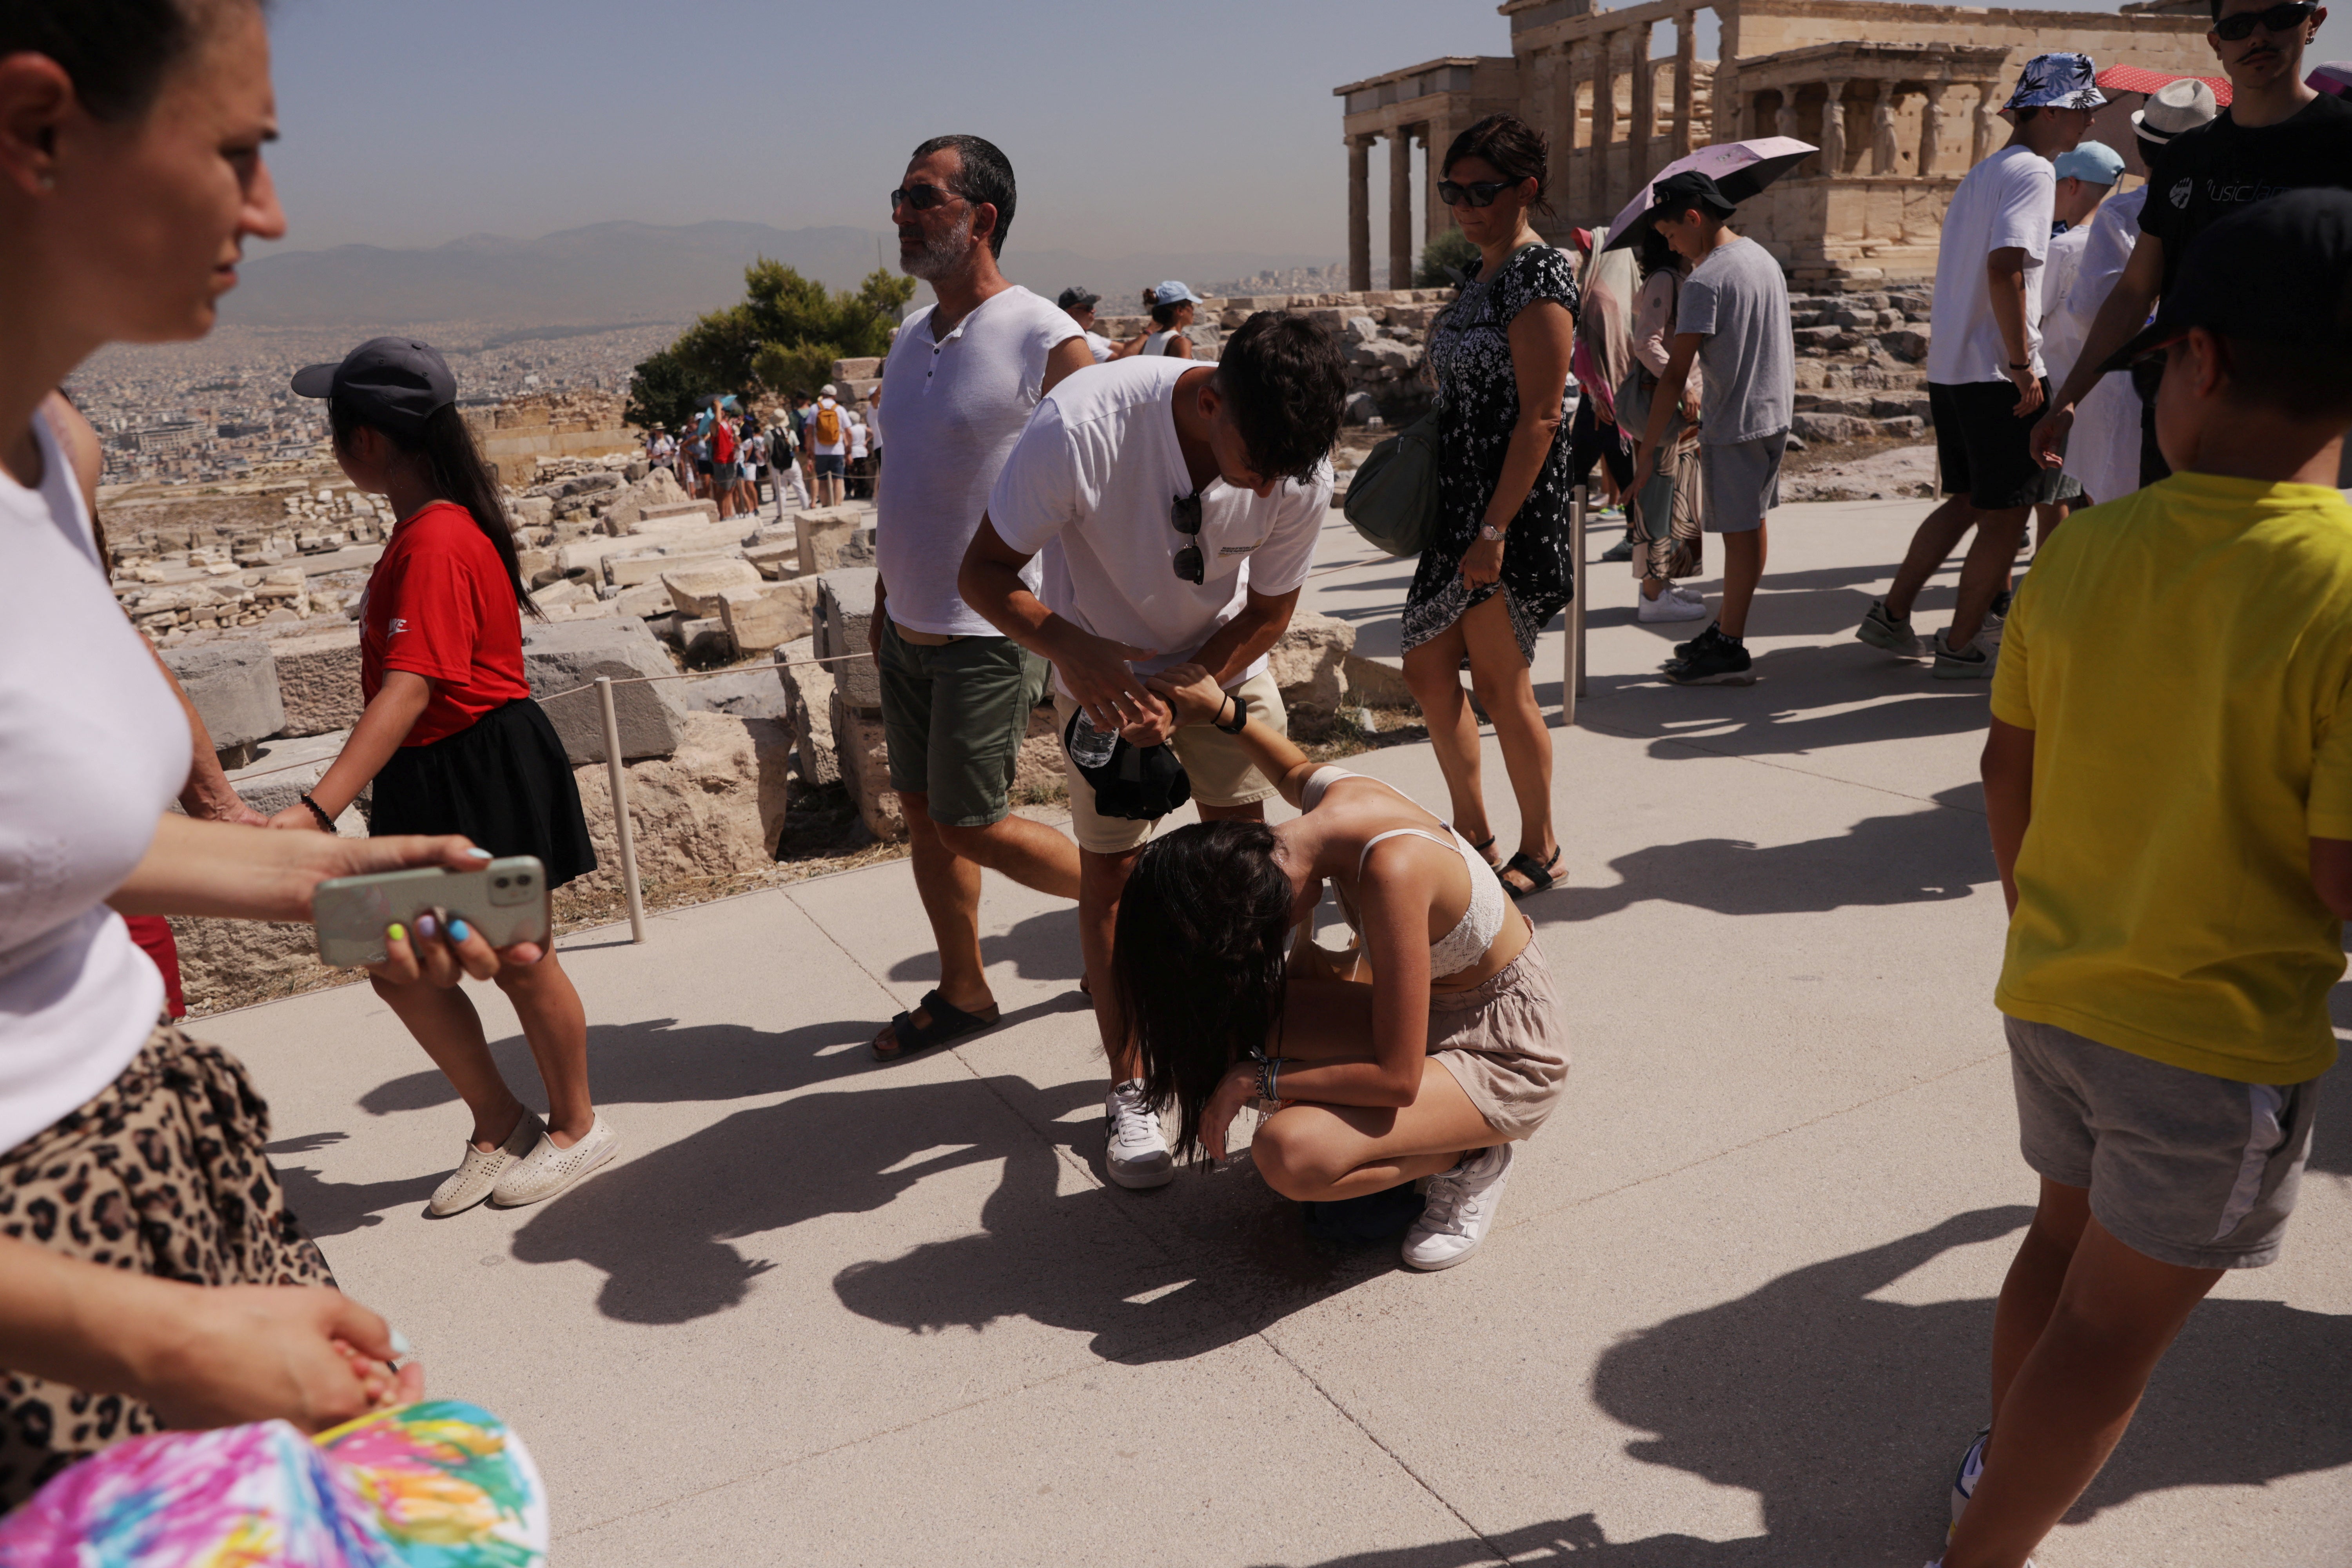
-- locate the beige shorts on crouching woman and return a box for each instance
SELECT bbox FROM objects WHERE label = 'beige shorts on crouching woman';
[1429,938,1570,1142]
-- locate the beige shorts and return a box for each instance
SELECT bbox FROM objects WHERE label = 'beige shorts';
[1429,938,1570,1142]
[1055,668,1286,855]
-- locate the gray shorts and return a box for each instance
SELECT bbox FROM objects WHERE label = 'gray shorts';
[1700,431,1785,533]
[2006,1015,2321,1270]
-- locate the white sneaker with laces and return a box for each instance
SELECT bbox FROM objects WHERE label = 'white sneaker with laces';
[1104,1080,1175,1189]
[1637,586,1710,622]
[490,1112,619,1207]
[1670,583,1706,607]
[428,1110,544,1217]
[1402,1143,1514,1270]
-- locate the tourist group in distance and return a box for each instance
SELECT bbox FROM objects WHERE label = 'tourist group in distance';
[2,0,2350,1563]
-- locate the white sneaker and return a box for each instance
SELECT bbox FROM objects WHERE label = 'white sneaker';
[427,1110,544,1217]
[1402,1143,1514,1270]
[1637,586,1710,622]
[1949,1428,1987,1527]
[1670,583,1706,607]
[490,1112,620,1207]
[1104,1080,1174,1189]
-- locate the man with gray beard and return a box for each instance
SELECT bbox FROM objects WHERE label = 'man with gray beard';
[863,134,1093,1065]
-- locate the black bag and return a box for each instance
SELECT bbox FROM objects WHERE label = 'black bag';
[1341,400,1444,557]
[1063,708,1191,822]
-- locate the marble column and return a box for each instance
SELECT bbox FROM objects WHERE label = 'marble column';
[1425,115,1457,243]
[1871,86,1901,174]
[1672,11,1697,159]
[1347,137,1372,292]
[1551,44,1580,176]
[1387,125,1414,292]
[1918,83,1947,177]
[1819,80,1847,176]
[1629,21,1655,190]
[1775,94,1797,142]
[1591,30,1617,216]
[1971,82,2001,165]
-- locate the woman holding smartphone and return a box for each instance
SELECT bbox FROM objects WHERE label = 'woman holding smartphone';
[274,338,615,1216]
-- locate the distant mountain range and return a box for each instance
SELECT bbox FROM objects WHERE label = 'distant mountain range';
[220,220,1341,329]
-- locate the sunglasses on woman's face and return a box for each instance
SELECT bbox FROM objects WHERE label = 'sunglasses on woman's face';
[1437,178,1518,209]
[2214,0,2315,40]
[1171,491,1204,584]
[888,183,955,214]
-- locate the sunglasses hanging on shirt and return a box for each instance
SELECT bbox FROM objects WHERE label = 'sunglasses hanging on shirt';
[1171,491,1204,584]
[2214,1,2315,40]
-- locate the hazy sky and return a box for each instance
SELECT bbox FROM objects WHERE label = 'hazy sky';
[258,0,2182,265]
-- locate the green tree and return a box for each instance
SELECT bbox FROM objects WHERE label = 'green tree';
[1414,227,1479,289]
[625,261,916,429]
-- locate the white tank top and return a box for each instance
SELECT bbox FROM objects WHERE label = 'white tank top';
[1301,766,1508,978]
[1144,330,1185,356]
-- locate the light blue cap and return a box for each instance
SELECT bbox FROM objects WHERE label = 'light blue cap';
[2054,140,2125,185]
[1151,280,1204,306]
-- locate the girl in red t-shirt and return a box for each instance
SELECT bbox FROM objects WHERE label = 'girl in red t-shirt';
[278,339,614,1216]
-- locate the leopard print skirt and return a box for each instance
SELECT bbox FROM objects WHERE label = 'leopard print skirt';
[0,1025,333,1513]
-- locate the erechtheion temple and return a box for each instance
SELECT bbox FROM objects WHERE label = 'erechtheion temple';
[1337,0,2220,281]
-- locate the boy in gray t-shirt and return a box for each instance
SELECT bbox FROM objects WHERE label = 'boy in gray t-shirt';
[1630,170,1795,684]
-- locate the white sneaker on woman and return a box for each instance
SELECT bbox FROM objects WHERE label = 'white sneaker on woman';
[1638,586,1710,622]
[1402,1143,1514,1270]
[427,1110,544,1217]
[491,1112,620,1207]
[1105,1080,1174,1189]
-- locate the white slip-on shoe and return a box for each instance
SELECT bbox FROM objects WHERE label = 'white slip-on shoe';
[1402,1143,1514,1270]
[491,1112,620,1208]
[1637,586,1710,622]
[428,1110,544,1217]
[1104,1080,1175,1189]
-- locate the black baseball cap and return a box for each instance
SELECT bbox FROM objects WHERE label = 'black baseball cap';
[290,337,457,437]
[1063,710,1191,822]
[2102,188,2352,372]
[1057,286,1100,312]
[1648,169,1738,220]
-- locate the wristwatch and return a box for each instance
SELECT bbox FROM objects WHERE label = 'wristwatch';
[1478,524,1505,542]
[1216,693,1250,734]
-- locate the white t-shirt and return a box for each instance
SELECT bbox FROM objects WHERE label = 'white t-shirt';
[1083,332,1114,363]
[876,286,1082,637]
[0,409,189,1156]
[987,356,1333,697]
[2037,223,2094,378]
[1927,144,2056,386]
[809,397,851,456]
[848,417,868,460]
[2060,185,2151,505]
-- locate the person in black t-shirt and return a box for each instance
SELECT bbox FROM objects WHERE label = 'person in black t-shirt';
[2031,0,2352,481]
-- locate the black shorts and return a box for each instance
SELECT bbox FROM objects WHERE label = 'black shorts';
[1929,379,2065,510]
[370,699,598,889]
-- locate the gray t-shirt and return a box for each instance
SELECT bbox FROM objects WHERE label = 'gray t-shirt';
[1678,236,1793,445]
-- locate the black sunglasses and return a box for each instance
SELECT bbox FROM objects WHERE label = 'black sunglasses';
[1437,178,1522,209]
[887,183,956,213]
[1171,492,1204,584]
[2215,0,2315,39]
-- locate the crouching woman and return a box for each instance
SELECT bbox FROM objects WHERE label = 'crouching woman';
[1113,665,1569,1270]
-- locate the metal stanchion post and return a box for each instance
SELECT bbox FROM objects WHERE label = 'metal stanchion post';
[1565,485,1587,724]
[595,677,647,944]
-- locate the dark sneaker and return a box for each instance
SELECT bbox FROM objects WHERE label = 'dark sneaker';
[1671,619,1722,660]
[1931,628,1996,680]
[1855,597,1926,658]
[1664,626,1754,684]
[1600,532,1637,563]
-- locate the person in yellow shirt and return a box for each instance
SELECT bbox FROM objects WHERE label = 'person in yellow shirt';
[1945,189,2352,1568]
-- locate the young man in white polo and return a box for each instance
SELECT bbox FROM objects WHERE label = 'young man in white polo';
[865,133,1095,1062]
[960,312,1347,1187]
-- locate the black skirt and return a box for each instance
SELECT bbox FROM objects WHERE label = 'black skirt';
[370,698,598,889]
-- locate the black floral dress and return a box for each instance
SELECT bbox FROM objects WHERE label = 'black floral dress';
[1402,243,1582,663]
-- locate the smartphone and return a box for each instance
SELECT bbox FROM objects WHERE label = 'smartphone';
[311,856,552,968]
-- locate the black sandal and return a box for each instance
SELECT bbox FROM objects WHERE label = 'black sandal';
[873,988,1000,1062]
[1500,847,1562,901]
[1464,833,1499,869]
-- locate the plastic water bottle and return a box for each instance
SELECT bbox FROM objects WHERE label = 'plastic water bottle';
[1067,709,1118,770]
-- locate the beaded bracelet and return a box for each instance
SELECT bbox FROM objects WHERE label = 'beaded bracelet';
[300,793,337,833]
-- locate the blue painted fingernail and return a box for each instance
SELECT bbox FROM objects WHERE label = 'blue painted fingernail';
[389,1328,414,1356]
[416,913,437,938]
[447,918,470,942]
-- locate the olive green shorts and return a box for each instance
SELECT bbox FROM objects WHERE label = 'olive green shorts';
[876,619,1051,828]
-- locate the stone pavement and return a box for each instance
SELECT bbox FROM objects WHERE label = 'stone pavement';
[201,497,2352,1566]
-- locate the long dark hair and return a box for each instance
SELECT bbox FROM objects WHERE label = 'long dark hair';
[1442,112,1554,219]
[330,400,537,617]
[1112,820,1295,1160]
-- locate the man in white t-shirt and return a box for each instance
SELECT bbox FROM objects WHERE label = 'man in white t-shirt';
[1058,285,1115,363]
[961,311,1346,1188]
[2030,139,2125,542]
[1856,52,2102,678]
[866,133,1096,1068]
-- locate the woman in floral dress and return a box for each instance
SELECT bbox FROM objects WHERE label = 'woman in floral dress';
[1400,113,1580,900]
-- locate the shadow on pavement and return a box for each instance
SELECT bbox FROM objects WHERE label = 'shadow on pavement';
[887,906,1084,985]
[1535,787,1992,923]
[1250,1206,2352,1566]
[265,1131,442,1239]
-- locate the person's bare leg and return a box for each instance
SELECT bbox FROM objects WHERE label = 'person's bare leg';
[1080,844,1145,1075]
[369,975,527,1152]
[1985,1178,2093,1459]
[1403,619,1495,854]
[1461,594,1555,887]
[1944,1216,2224,1568]
[1884,495,1981,621]
[933,815,1081,902]
[898,789,993,1023]
[1716,521,1768,639]
[491,949,593,1147]
[1944,506,2029,650]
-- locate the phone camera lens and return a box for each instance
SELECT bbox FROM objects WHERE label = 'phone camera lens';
[518,875,533,885]
[495,877,510,889]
